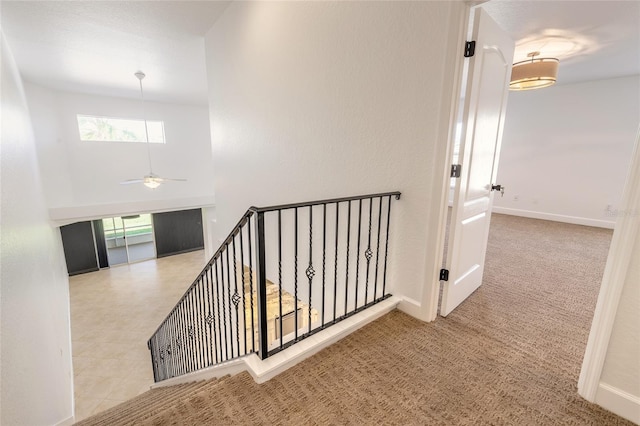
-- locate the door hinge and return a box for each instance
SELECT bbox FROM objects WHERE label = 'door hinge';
[450,164,461,178]
[464,41,476,57]
[439,268,449,281]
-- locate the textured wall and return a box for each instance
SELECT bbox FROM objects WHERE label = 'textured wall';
[204,1,463,306]
[493,75,640,227]
[1,34,74,425]
[25,83,216,221]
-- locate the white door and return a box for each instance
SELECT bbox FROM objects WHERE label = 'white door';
[440,8,514,317]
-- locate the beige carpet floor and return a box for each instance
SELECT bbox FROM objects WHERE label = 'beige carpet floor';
[77,214,632,425]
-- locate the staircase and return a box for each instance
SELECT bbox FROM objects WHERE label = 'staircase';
[76,192,401,422]
[75,376,231,426]
[148,192,401,383]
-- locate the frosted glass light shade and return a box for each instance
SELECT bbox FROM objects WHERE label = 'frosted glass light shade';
[143,176,161,189]
[510,57,559,91]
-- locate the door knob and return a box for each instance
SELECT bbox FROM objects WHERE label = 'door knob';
[491,184,505,197]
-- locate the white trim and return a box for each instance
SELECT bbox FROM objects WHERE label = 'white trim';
[424,2,471,323]
[397,296,424,320]
[55,415,75,426]
[245,296,400,383]
[595,382,640,424]
[49,196,215,226]
[150,357,247,389]
[578,126,640,401]
[492,207,615,229]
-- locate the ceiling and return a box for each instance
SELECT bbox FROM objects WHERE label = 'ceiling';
[1,1,230,105]
[482,0,640,85]
[1,1,638,106]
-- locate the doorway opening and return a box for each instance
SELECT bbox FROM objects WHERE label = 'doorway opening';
[102,214,156,265]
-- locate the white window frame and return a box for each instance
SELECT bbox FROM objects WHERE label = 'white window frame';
[77,114,166,144]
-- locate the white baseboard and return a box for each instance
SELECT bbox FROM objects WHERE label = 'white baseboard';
[245,296,400,383]
[492,207,615,229]
[150,357,247,389]
[55,415,75,426]
[595,382,640,424]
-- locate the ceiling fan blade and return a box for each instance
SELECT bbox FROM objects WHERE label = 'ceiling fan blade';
[157,177,187,182]
[120,178,144,185]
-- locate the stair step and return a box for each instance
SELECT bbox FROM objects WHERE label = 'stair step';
[76,376,229,426]
[137,375,237,425]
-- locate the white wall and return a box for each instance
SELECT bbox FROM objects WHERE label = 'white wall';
[25,83,216,223]
[493,75,640,228]
[1,34,74,426]
[204,1,464,310]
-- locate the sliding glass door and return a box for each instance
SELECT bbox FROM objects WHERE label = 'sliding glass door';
[103,214,156,265]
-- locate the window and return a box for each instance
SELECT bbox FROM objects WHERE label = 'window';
[77,115,165,143]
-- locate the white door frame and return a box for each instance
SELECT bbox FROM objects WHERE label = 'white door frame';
[397,2,472,322]
[578,127,640,408]
[410,2,479,321]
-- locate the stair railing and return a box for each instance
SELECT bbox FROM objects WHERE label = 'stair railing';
[148,191,401,382]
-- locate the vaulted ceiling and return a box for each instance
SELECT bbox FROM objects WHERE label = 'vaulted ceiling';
[2,1,638,106]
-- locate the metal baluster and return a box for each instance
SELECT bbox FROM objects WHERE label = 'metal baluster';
[201,273,210,366]
[209,267,219,364]
[160,320,169,379]
[219,252,226,360]
[232,234,240,358]
[247,219,255,353]
[364,197,373,306]
[148,337,157,382]
[278,210,283,348]
[354,199,362,312]
[167,311,176,378]
[190,288,199,371]
[382,196,393,296]
[197,278,206,369]
[333,202,339,322]
[159,324,167,380]
[374,197,383,301]
[190,287,200,371]
[185,290,193,373]
[153,330,160,381]
[321,204,326,328]
[294,207,298,341]
[345,200,351,316]
[239,222,248,355]
[206,268,216,365]
[164,323,171,379]
[215,259,223,362]
[255,212,268,358]
[225,244,232,359]
[177,303,187,375]
[307,205,313,335]
[166,321,173,379]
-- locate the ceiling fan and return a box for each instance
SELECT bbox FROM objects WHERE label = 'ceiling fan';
[120,71,186,189]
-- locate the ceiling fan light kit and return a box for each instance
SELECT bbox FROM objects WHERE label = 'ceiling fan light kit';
[509,51,559,91]
[120,71,186,189]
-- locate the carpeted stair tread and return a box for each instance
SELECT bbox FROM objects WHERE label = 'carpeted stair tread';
[74,385,180,426]
[114,375,230,426]
[138,373,242,425]
[75,380,208,426]
[75,377,224,426]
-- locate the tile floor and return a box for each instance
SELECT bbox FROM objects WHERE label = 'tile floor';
[69,250,209,421]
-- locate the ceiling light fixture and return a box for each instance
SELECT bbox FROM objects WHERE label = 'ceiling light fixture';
[509,51,559,91]
[121,71,186,189]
